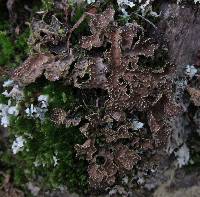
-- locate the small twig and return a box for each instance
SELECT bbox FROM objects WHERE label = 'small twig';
[133,12,157,29]
[82,99,89,110]
[66,13,87,51]
[95,98,99,108]
[66,11,96,51]
[80,90,89,110]
[0,172,10,190]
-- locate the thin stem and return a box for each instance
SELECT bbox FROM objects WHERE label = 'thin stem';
[133,12,157,29]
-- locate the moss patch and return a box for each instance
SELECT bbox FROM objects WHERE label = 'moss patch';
[0,79,89,194]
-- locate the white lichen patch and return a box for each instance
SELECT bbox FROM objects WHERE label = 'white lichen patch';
[25,95,49,121]
[25,104,48,121]
[0,114,9,127]
[0,100,19,127]
[132,120,144,130]
[3,79,14,87]
[33,160,40,167]
[174,143,190,168]
[38,95,49,103]
[117,0,159,17]
[2,83,24,101]
[121,176,129,184]
[137,177,145,185]
[8,105,19,116]
[86,0,96,4]
[117,0,136,8]
[185,65,197,78]
[25,104,37,117]
[38,94,49,108]
[12,136,26,154]
[139,0,151,14]
[53,155,59,167]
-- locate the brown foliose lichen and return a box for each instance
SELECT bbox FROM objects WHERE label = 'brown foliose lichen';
[11,4,181,190]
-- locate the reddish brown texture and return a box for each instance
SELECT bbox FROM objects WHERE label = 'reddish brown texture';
[80,6,115,50]
[187,87,200,107]
[75,139,97,161]
[103,124,133,143]
[114,144,141,171]
[12,53,52,85]
[12,52,74,85]
[121,22,140,50]
[51,108,81,127]
[88,149,118,188]
[51,108,67,125]
[75,6,180,188]
[11,5,183,190]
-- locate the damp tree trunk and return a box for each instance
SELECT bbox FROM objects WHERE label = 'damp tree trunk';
[159,2,200,69]
[150,3,200,197]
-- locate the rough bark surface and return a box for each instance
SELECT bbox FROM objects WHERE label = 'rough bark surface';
[159,3,200,69]
[150,3,200,197]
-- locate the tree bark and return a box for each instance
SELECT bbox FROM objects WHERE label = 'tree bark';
[159,3,200,68]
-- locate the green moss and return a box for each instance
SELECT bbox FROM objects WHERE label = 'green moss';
[0,31,14,65]
[0,0,30,70]
[13,167,27,186]
[43,83,74,109]
[0,94,8,104]
[0,21,9,31]
[8,115,88,194]
[10,116,35,135]
[0,27,30,69]
[3,79,89,194]
[0,0,89,194]
[41,0,54,11]
[0,173,4,187]
[13,30,30,66]
[24,79,75,110]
